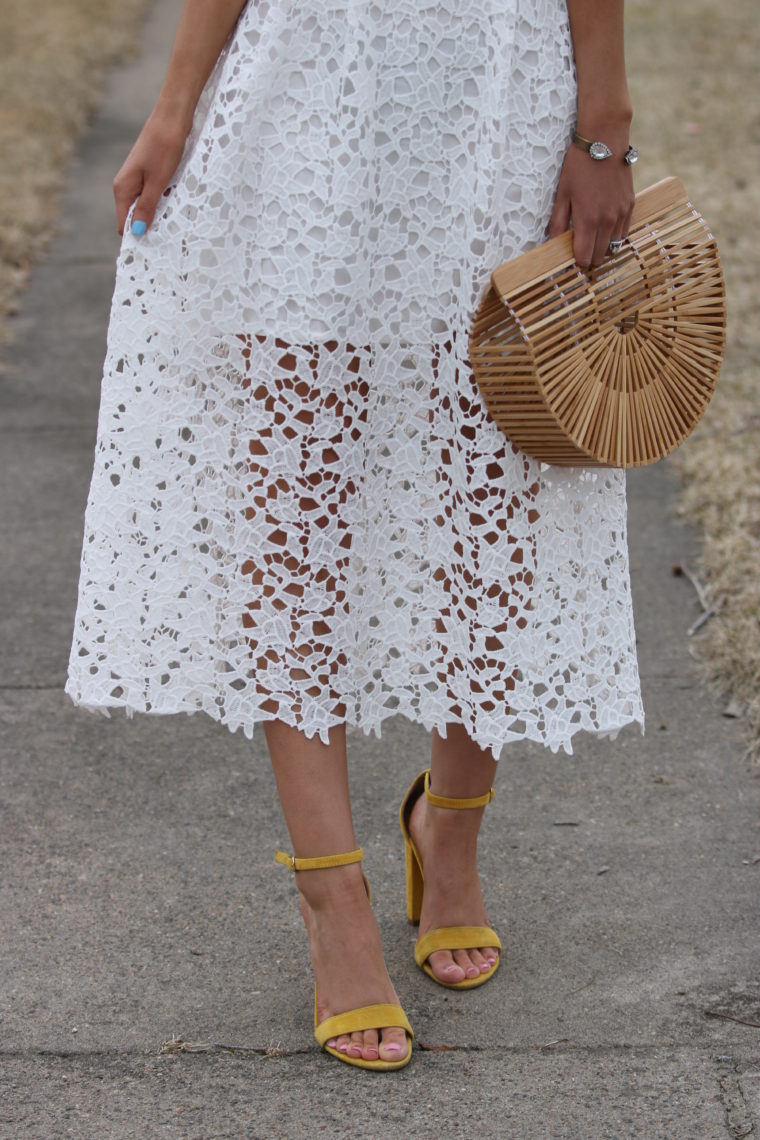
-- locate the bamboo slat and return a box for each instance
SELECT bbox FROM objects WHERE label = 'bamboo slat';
[468,177,726,467]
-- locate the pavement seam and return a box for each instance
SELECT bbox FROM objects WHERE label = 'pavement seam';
[0,1043,743,1061]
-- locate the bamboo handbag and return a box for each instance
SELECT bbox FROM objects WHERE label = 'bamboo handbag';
[469,177,726,468]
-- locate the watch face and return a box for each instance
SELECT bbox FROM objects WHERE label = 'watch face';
[589,140,613,160]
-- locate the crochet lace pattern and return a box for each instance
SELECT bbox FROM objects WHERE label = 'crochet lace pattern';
[66,0,644,756]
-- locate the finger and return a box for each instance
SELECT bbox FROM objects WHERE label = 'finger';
[547,190,571,240]
[607,231,627,264]
[113,174,143,237]
[591,226,614,268]
[600,188,635,263]
[589,207,622,267]
[571,221,596,270]
[128,175,167,238]
[621,193,635,242]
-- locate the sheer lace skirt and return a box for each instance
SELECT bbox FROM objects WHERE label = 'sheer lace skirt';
[65,0,644,755]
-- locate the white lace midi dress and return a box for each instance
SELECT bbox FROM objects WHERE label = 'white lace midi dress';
[65,0,644,757]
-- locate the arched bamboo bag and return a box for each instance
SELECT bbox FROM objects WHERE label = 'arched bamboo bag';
[469,178,726,467]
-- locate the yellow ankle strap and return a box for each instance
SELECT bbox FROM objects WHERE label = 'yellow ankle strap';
[423,770,495,810]
[274,847,364,872]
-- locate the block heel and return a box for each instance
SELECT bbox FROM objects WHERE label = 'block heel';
[404,832,424,923]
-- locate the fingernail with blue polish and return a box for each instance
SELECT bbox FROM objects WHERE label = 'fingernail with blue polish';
[131,219,147,237]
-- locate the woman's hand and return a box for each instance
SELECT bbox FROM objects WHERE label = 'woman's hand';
[113,110,191,236]
[547,141,635,268]
[112,0,249,236]
[557,0,635,268]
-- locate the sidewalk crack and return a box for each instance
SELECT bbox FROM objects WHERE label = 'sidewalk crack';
[717,1058,755,1139]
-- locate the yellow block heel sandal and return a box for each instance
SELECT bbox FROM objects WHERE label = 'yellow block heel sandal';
[399,770,502,989]
[274,846,414,1070]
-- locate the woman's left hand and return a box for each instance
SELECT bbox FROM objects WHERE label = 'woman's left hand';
[547,142,635,269]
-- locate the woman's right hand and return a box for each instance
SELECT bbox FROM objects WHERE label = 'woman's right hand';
[112,0,250,236]
[113,110,192,236]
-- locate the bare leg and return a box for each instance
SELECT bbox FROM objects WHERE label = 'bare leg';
[265,719,408,1062]
[407,724,500,984]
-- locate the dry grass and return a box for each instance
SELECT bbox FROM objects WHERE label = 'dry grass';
[0,0,757,750]
[627,0,760,754]
[0,0,152,330]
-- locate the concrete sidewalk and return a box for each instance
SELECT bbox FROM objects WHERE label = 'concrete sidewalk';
[1,2,758,1136]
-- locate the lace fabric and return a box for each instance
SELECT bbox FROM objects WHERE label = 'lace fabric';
[66,0,644,756]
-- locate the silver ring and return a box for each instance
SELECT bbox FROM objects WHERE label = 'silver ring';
[608,239,625,255]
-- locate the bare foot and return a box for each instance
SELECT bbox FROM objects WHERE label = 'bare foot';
[407,789,499,985]
[296,863,409,1062]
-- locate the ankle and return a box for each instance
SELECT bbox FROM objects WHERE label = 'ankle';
[425,768,495,808]
[416,792,483,843]
[295,863,368,912]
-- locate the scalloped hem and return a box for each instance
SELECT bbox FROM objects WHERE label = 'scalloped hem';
[64,683,645,761]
